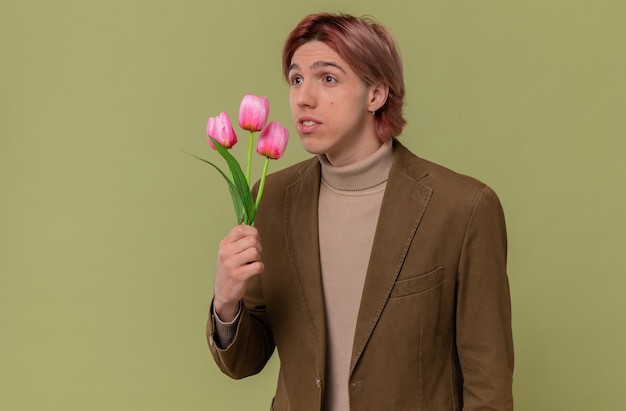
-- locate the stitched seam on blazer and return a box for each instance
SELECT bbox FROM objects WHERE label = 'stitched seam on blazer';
[457,184,486,271]
[449,337,459,411]
[455,183,487,408]
[419,322,423,410]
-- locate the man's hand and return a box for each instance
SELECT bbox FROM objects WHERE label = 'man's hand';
[213,224,264,322]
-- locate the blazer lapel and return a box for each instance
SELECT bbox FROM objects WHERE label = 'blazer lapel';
[284,160,327,374]
[350,144,432,372]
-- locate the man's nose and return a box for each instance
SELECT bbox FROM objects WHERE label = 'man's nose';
[295,81,316,108]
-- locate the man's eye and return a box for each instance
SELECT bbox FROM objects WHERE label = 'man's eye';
[290,76,302,85]
[323,75,336,83]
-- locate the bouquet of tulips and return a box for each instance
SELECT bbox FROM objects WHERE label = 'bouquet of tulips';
[191,94,289,225]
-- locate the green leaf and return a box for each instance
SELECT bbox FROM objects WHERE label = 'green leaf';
[184,151,244,223]
[207,137,256,225]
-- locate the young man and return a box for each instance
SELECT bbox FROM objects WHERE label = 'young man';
[207,13,514,410]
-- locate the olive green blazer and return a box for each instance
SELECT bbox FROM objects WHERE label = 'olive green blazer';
[207,140,514,410]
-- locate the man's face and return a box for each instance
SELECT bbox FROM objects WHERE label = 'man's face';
[288,41,381,167]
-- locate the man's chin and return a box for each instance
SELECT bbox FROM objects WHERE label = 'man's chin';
[299,137,325,156]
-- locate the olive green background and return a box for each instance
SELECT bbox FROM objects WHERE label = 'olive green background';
[1,0,624,410]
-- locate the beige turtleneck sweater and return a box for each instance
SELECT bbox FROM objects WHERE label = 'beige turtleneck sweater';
[317,139,394,410]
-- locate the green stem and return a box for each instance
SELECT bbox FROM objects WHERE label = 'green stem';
[255,157,270,211]
[246,131,253,185]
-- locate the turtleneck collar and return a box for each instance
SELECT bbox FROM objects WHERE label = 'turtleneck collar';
[318,139,394,192]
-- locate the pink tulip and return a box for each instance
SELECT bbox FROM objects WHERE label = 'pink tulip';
[238,94,269,132]
[256,121,289,159]
[206,112,237,149]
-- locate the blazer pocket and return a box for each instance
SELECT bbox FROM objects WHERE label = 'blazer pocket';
[390,267,444,298]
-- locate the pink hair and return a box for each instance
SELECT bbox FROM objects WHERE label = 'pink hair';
[282,13,406,142]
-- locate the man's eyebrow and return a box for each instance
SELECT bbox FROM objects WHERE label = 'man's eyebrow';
[288,61,346,74]
[310,61,346,73]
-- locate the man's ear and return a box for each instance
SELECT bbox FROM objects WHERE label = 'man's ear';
[368,82,389,112]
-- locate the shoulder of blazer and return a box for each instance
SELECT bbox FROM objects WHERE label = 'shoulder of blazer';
[392,139,488,199]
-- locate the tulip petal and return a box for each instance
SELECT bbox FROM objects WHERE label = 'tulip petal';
[207,112,237,149]
[238,94,269,132]
[256,121,289,159]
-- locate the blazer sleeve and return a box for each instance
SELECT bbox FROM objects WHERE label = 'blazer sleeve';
[206,273,275,379]
[456,185,514,410]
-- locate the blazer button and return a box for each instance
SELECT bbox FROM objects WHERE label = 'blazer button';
[315,377,321,388]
